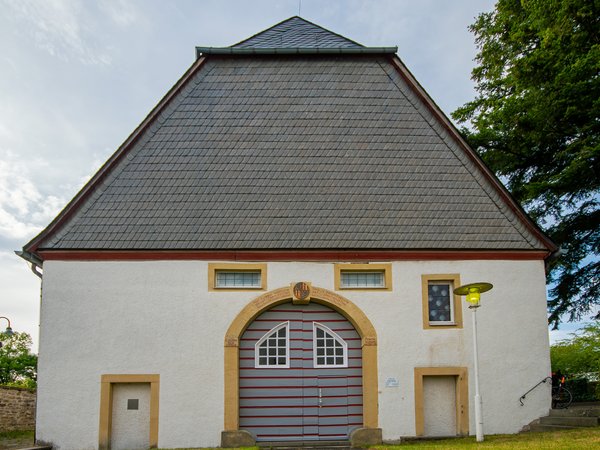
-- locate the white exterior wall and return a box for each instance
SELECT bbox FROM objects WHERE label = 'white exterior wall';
[36,259,550,449]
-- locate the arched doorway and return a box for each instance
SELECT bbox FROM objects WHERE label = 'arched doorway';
[223,285,378,444]
[239,301,362,441]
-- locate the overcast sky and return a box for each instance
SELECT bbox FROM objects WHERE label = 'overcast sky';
[0,0,587,350]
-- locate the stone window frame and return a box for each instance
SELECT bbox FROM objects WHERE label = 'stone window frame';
[421,274,463,329]
[334,263,392,291]
[208,263,267,291]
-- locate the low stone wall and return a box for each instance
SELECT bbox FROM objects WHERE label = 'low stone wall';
[0,386,36,431]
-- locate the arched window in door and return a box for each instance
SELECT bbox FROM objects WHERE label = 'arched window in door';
[313,322,348,368]
[255,322,289,368]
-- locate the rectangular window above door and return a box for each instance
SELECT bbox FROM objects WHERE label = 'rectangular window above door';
[334,263,392,291]
[216,271,261,288]
[208,263,267,291]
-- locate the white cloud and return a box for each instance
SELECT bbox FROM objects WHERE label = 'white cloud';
[2,0,112,65]
[99,0,139,27]
[0,150,64,241]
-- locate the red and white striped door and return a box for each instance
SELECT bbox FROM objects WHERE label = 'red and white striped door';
[239,302,363,441]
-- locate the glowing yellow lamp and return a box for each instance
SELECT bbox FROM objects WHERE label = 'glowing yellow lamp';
[453,282,493,307]
[467,288,480,305]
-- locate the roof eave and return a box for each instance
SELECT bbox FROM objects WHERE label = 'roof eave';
[15,250,43,267]
[195,46,398,59]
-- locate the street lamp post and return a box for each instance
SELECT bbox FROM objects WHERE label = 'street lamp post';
[453,282,493,443]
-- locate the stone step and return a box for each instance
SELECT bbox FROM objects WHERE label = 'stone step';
[529,423,579,432]
[540,416,599,427]
[265,447,352,450]
[549,407,600,417]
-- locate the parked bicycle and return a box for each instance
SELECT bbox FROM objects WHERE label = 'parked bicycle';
[551,373,573,409]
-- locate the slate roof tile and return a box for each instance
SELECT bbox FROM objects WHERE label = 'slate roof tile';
[34,47,548,251]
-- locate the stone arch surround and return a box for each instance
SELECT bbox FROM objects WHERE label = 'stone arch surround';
[223,285,379,436]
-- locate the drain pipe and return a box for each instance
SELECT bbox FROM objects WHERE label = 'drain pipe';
[29,262,43,279]
[14,250,43,445]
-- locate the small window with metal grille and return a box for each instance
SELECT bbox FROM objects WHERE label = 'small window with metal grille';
[255,322,289,368]
[340,270,385,288]
[334,263,392,290]
[313,322,348,368]
[209,263,266,291]
[215,270,261,288]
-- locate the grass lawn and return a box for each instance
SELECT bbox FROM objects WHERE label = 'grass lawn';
[0,430,34,450]
[374,428,600,449]
[155,429,600,449]
[2,429,597,449]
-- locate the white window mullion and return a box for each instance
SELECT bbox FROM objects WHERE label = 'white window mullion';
[255,322,290,368]
[313,322,348,368]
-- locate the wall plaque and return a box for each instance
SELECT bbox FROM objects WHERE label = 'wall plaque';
[385,377,399,388]
[291,281,311,304]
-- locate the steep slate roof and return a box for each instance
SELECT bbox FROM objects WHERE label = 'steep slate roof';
[233,16,362,49]
[23,17,555,255]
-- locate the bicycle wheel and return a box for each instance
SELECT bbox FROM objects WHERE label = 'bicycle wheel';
[552,386,573,409]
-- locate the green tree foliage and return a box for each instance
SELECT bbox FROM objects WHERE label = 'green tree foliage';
[452,0,599,327]
[551,322,600,374]
[0,331,37,388]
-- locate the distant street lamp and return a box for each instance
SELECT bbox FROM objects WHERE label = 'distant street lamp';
[0,316,13,335]
[453,282,493,442]
[0,316,14,348]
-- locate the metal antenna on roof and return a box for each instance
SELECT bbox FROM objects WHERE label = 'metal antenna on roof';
[298,0,301,16]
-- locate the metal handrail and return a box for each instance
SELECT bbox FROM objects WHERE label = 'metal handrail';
[519,376,552,406]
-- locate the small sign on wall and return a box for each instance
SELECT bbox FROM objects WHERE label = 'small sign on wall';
[385,377,399,388]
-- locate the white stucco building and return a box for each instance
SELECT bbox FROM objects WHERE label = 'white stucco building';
[20,17,556,450]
